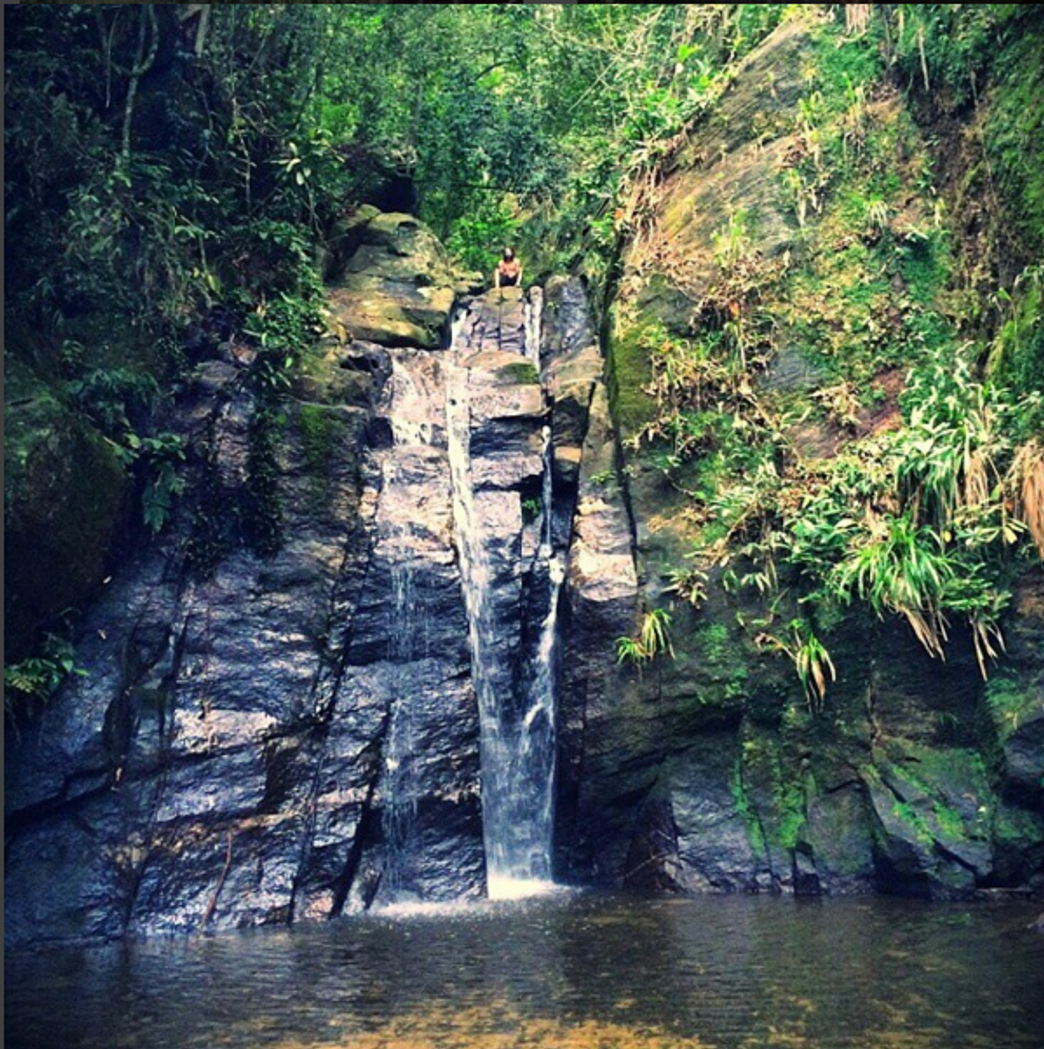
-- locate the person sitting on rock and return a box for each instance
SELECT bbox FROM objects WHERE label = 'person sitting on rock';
[495,247,522,289]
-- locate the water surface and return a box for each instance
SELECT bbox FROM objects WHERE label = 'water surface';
[6,893,1043,1048]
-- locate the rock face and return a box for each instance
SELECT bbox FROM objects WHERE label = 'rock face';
[7,17,1044,944]
[559,14,1044,902]
[3,229,604,948]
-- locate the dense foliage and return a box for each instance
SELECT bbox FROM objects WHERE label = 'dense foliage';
[4,4,1042,711]
[614,6,1044,701]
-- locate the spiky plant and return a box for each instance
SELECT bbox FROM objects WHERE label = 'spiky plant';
[615,607,676,669]
[758,620,836,709]
[640,607,675,660]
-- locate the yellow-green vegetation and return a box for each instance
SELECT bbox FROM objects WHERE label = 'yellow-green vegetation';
[298,402,340,510]
[4,2,1042,742]
[499,360,540,385]
[989,266,1044,407]
[731,758,768,855]
[878,744,993,851]
[616,607,676,669]
[891,799,935,847]
[616,9,1044,703]
[739,734,810,851]
[4,635,87,724]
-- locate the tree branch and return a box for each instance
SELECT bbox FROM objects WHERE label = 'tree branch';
[120,4,159,167]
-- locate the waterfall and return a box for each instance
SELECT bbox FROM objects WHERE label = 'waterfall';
[374,349,444,900]
[540,424,554,555]
[524,285,543,365]
[381,554,417,897]
[447,289,560,899]
[388,356,435,447]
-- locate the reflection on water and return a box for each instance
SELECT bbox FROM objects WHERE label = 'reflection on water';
[6,894,1044,1048]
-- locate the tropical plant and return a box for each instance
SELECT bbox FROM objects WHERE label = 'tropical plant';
[665,566,710,608]
[135,433,187,534]
[641,607,676,660]
[4,635,87,722]
[757,620,837,708]
[615,635,650,668]
[616,607,676,667]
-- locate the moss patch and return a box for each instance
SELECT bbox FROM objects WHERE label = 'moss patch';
[985,29,1044,261]
[985,672,1044,744]
[606,309,657,440]
[497,360,539,385]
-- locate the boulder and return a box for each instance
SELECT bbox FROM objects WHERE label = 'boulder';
[327,212,456,349]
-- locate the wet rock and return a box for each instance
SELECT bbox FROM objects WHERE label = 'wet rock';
[991,802,1044,888]
[865,741,995,898]
[622,797,684,892]
[3,809,131,948]
[994,573,1044,808]
[1001,709,1044,805]
[557,383,641,883]
[5,263,602,947]
[541,276,596,363]
[566,385,636,604]
[792,843,821,895]
[5,316,389,947]
[458,287,528,356]
[546,344,601,492]
[803,784,876,893]
[666,734,769,892]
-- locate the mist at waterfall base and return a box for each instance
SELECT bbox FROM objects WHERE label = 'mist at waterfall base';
[7,894,1044,1049]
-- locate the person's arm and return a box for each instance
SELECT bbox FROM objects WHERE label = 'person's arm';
[494,265,501,289]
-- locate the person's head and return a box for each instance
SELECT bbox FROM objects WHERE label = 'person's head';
[502,247,515,261]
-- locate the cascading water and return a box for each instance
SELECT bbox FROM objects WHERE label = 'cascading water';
[524,286,543,366]
[381,551,417,896]
[447,289,561,899]
[540,424,554,555]
[374,349,445,900]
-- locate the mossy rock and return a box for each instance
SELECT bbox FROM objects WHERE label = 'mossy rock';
[295,345,380,410]
[866,740,996,894]
[4,361,127,656]
[804,782,876,888]
[985,29,1044,262]
[327,211,456,349]
[321,204,382,282]
[326,288,450,349]
[606,306,659,443]
[991,803,1044,885]
[490,358,539,387]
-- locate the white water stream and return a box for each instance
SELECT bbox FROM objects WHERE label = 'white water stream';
[447,290,560,899]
